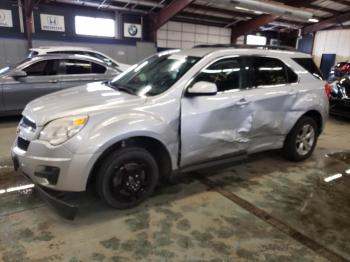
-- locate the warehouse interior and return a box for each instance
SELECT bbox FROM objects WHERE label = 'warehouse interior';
[0,0,350,261]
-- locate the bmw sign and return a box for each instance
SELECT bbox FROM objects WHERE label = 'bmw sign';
[124,23,142,38]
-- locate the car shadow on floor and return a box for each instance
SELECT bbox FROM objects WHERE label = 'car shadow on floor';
[69,150,303,222]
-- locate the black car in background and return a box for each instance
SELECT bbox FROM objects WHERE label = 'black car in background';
[330,75,350,117]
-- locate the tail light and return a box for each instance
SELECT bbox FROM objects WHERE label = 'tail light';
[325,83,332,98]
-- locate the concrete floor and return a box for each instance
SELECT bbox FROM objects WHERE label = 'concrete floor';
[0,116,349,262]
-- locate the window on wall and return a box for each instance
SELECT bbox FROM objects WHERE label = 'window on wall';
[247,35,267,46]
[75,16,115,37]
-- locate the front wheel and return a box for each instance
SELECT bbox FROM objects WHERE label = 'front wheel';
[97,147,159,209]
[283,116,319,162]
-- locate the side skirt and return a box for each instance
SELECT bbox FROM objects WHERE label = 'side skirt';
[170,151,247,181]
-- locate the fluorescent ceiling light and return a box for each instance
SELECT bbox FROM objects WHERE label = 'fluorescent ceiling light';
[308,18,319,23]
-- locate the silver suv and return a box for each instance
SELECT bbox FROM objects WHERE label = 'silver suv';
[11,46,329,210]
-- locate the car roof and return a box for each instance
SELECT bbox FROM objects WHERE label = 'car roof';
[30,53,107,65]
[30,46,93,52]
[175,46,312,59]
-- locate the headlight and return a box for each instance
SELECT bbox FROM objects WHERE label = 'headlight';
[39,115,88,145]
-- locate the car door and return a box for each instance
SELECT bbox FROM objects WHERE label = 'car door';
[180,56,254,167]
[244,56,299,153]
[58,59,109,89]
[3,59,61,112]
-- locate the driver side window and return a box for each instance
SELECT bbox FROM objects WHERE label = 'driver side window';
[192,57,244,92]
[23,59,59,76]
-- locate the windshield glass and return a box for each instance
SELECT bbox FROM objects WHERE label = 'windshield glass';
[110,52,200,96]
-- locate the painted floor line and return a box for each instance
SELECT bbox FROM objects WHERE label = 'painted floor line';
[0,205,45,219]
[199,176,349,262]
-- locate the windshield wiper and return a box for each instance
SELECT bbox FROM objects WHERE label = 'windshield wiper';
[105,81,136,95]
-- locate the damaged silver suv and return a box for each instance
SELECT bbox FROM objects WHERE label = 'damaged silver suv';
[12,46,329,211]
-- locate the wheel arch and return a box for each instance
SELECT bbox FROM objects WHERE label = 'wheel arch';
[87,136,173,188]
[302,110,323,135]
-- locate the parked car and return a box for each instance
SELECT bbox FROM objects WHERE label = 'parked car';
[0,54,121,115]
[28,46,130,72]
[329,75,350,117]
[328,61,350,81]
[11,46,329,215]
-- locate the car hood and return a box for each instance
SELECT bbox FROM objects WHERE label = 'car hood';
[22,81,146,126]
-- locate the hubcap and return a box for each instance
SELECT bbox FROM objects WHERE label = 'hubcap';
[110,161,149,202]
[296,124,315,156]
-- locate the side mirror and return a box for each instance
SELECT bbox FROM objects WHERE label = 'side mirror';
[187,81,218,96]
[10,70,27,79]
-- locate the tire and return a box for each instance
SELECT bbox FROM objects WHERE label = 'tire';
[283,116,319,162]
[96,147,159,209]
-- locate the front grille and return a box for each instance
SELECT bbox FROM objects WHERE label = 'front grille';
[17,137,30,151]
[21,116,36,130]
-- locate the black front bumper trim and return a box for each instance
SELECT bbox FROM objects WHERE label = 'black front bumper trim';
[35,185,78,220]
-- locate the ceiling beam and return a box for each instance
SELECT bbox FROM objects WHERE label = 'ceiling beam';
[334,0,350,8]
[153,0,195,30]
[303,11,350,34]
[231,14,279,42]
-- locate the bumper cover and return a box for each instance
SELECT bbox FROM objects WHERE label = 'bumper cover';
[11,140,94,192]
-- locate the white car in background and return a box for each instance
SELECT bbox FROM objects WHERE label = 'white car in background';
[28,46,130,72]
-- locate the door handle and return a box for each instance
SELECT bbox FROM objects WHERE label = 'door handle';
[48,79,58,83]
[235,98,251,106]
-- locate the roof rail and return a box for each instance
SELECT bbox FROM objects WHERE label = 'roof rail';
[193,44,297,51]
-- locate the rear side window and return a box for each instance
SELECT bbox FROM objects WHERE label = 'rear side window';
[292,58,324,80]
[61,59,106,74]
[249,57,298,87]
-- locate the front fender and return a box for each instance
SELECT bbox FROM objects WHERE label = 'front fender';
[64,111,179,169]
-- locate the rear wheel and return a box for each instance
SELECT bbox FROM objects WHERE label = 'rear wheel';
[97,147,159,209]
[283,116,319,162]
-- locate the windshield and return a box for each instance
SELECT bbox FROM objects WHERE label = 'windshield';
[109,52,200,96]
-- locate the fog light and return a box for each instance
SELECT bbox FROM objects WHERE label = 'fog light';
[34,166,60,185]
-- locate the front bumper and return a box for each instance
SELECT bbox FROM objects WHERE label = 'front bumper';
[11,138,94,192]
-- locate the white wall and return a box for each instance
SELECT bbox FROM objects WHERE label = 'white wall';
[313,29,350,67]
[157,21,231,49]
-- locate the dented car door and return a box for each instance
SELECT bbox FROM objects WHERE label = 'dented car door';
[244,56,299,153]
[180,56,253,167]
